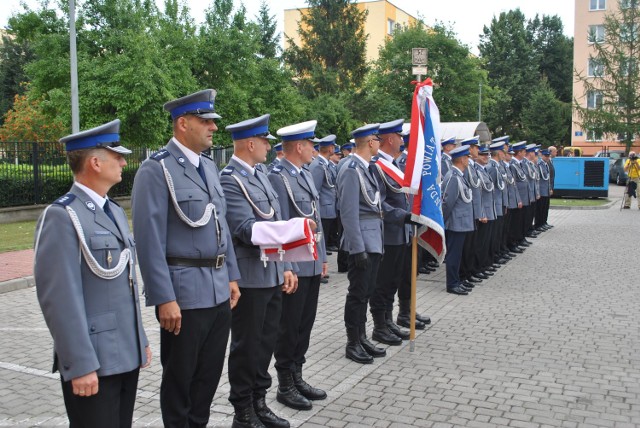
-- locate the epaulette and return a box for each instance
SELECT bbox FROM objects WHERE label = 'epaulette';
[150,149,170,161]
[221,166,235,176]
[201,152,213,161]
[348,160,357,169]
[53,193,76,206]
[272,165,283,174]
[302,164,310,171]
[371,155,379,162]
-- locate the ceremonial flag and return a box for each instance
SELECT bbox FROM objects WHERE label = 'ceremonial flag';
[402,78,446,262]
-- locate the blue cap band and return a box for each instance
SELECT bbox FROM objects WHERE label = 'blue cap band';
[230,124,270,140]
[65,133,120,151]
[281,131,315,142]
[170,101,215,119]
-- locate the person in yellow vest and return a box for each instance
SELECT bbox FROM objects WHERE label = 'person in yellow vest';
[623,151,640,209]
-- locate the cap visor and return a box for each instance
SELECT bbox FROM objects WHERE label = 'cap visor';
[106,145,132,155]
[196,112,222,119]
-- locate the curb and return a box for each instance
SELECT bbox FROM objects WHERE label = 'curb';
[551,198,618,210]
[0,276,35,294]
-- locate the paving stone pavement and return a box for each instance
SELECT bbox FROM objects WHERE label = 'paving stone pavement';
[0,191,638,427]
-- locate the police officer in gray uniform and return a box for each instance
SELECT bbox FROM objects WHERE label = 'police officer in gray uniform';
[35,120,150,427]
[501,143,523,255]
[509,141,531,251]
[536,149,553,231]
[475,146,498,276]
[269,120,329,411]
[440,137,456,178]
[442,145,475,295]
[268,143,284,172]
[221,114,296,428]
[487,140,510,264]
[309,134,339,252]
[337,123,386,364]
[131,89,241,428]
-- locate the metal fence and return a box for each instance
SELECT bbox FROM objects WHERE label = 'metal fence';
[0,142,242,208]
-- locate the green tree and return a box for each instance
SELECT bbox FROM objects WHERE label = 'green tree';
[574,0,640,154]
[521,80,571,147]
[479,9,540,138]
[284,0,368,96]
[527,14,574,103]
[0,90,66,142]
[255,0,279,59]
[364,23,489,124]
[0,35,34,123]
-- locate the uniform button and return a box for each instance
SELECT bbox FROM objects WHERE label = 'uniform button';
[64,365,70,370]
[90,326,96,332]
[105,243,110,247]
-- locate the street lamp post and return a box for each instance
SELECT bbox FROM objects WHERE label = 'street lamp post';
[69,0,79,133]
[478,82,482,122]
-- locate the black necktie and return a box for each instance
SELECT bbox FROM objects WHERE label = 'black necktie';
[196,163,208,189]
[103,199,117,225]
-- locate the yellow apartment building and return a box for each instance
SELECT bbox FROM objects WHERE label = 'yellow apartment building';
[572,0,639,155]
[284,0,418,63]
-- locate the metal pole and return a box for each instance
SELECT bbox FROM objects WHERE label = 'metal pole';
[409,225,417,352]
[69,0,80,133]
[478,82,482,122]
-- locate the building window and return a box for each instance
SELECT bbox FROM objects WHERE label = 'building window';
[620,23,639,42]
[586,130,603,141]
[588,58,604,77]
[587,90,603,109]
[387,19,395,35]
[590,0,606,10]
[588,25,605,43]
[620,0,638,9]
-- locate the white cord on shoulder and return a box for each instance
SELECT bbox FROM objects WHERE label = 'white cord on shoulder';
[229,174,275,219]
[323,165,336,188]
[374,163,403,194]
[65,206,132,280]
[467,164,481,188]
[159,159,220,240]
[355,168,381,208]
[279,173,317,220]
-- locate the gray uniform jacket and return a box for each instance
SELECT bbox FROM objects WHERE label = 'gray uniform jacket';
[548,160,555,191]
[336,154,353,175]
[486,159,505,216]
[267,157,281,172]
[35,185,148,381]
[464,160,484,219]
[537,159,551,197]
[131,139,241,310]
[523,159,538,202]
[510,159,530,207]
[371,156,410,246]
[503,160,522,209]
[397,151,408,172]
[268,158,327,277]
[441,153,452,178]
[309,156,337,219]
[441,168,474,232]
[220,157,289,288]
[477,164,497,221]
[336,157,384,255]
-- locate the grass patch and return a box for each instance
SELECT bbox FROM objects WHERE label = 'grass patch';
[550,198,609,207]
[0,220,36,252]
[0,208,133,254]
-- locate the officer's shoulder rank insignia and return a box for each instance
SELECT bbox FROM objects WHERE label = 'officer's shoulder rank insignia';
[348,160,357,169]
[272,165,283,173]
[53,193,76,206]
[240,169,248,177]
[221,166,234,176]
[150,149,170,161]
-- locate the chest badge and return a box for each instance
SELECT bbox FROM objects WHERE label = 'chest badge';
[85,201,96,211]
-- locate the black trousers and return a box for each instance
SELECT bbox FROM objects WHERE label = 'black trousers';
[445,230,467,289]
[524,202,536,234]
[509,206,525,245]
[229,286,282,409]
[501,209,512,252]
[474,220,493,271]
[397,243,412,301]
[460,227,477,280]
[61,368,139,428]
[322,217,338,248]
[158,303,231,428]
[535,196,550,227]
[370,244,404,314]
[344,253,382,330]
[491,215,503,260]
[275,274,321,372]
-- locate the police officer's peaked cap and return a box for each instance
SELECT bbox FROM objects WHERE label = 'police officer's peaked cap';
[377,119,404,135]
[489,141,506,151]
[441,137,456,146]
[511,141,527,151]
[59,119,131,154]
[274,143,283,152]
[318,135,337,147]
[351,123,380,139]
[450,145,470,159]
[478,145,490,155]
[525,143,537,152]
[277,120,318,142]
[226,114,276,141]
[164,89,221,120]
[460,136,480,146]
[492,136,510,144]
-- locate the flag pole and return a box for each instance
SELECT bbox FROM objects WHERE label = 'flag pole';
[410,224,418,351]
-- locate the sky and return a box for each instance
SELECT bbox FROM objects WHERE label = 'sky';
[0,0,575,52]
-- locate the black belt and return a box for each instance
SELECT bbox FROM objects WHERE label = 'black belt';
[166,255,226,269]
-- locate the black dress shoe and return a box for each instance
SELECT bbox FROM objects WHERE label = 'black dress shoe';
[525,233,538,238]
[544,223,553,228]
[254,397,290,428]
[473,272,489,280]
[520,239,532,246]
[427,260,440,268]
[360,334,386,358]
[462,280,475,289]
[327,245,339,252]
[482,270,494,276]
[418,266,430,274]
[320,277,328,284]
[485,266,497,272]
[233,406,267,428]
[416,313,431,325]
[466,276,482,283]
[447,286,468,295]
[372,325,402,345]
[496,258,509,265]
[325,251,333,255]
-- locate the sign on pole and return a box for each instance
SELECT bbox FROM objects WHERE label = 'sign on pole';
[412,66,427,75]
[412,48,427,65]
